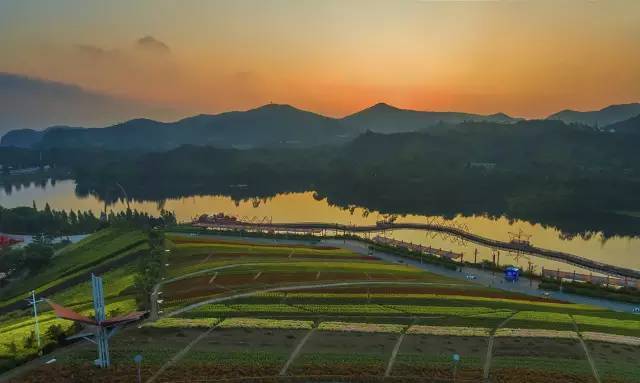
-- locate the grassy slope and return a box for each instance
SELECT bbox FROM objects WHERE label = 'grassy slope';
[0,228,146,308]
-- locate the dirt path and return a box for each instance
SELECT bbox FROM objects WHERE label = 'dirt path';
[384,319,415,377]
[279,325,317,375]
[146,324,219,383]
[482,311,517,382]
[570,314,601,383]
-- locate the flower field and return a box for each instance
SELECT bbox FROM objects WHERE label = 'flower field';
[217,317,314,330]
[143,317,219,329]
[317,321,406,333]
[4,233,640,383]
[406,325,491,337]
[494,328,578,339]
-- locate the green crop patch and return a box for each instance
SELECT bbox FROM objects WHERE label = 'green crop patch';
[294,303,403,315]
[218,317,314,330]
[389,304,512,317]
[587,340,640,383]
[143,317,219,329]
[507,311,575,331]
[573,314,640,336]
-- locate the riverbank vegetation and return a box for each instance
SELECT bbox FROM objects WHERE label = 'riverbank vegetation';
[3,120,640,237]
[0,204,176,236]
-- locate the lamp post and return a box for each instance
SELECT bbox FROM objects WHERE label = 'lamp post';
[134,354,143,383]
[452,353,460,382]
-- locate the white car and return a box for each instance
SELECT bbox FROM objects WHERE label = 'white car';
[465,274,477,280]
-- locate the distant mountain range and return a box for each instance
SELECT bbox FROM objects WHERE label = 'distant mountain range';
[1,74,639,151]
[342,102,520,134]
[1,104,351,150]
[0,72,181,137]
[0,102,525,150]
[546,103,640,127]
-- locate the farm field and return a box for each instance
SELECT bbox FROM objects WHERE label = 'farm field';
[4,232,640,383]
[586,340,640,383]
[490,336,596,383]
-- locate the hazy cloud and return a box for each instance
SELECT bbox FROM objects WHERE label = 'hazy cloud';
[74,44,120,60]
[136,36,170,53]
[0,72,183,135]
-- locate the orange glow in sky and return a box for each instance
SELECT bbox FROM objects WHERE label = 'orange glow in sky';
[1,0,639,119]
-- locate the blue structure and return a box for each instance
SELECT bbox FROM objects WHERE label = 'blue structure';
[504,266,520,282]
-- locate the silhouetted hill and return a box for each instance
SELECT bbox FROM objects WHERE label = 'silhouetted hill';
[341,102,520,134]
[3,104,354,150]
[605,114,640,134]
[0,72,180,136]
[547,103,640,127]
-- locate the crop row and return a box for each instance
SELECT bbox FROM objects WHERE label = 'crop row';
[317,321,405,333]
[494,328,578,339]
[407,325,491,337]
[573,314,640,332]
[143,317,219,329]
[218,317,313,330]
[581,331,640,346]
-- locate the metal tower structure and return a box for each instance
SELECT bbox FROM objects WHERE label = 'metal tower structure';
[26,290,44,350]
[47,273,146,368]
[92,274,110,367]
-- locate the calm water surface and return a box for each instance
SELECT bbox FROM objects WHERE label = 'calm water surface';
[2,180,639,274]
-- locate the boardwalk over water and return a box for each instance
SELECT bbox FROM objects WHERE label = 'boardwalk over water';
[193,221,640,280]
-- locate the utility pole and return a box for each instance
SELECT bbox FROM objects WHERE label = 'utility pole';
[26,290,44,351]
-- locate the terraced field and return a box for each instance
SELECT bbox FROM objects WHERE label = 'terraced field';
[4,233,640,383]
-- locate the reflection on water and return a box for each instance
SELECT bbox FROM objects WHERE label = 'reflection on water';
[2,180,639,273]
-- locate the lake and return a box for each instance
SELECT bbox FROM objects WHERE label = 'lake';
[2,179,639,274]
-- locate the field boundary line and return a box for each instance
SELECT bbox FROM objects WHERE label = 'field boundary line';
[200,252,214,264]
[384,319,415,377]
[146,324,219,383]
[570,314,601,383]
[483,311,517,382]
[279,324,317,375]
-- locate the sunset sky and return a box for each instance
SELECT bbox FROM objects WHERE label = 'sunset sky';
[1,0,639,120]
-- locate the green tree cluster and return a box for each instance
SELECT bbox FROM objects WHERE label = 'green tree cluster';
[134,230,167,310]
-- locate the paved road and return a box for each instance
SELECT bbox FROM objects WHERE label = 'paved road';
[174,232,640,314]
[329,239,639,313]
